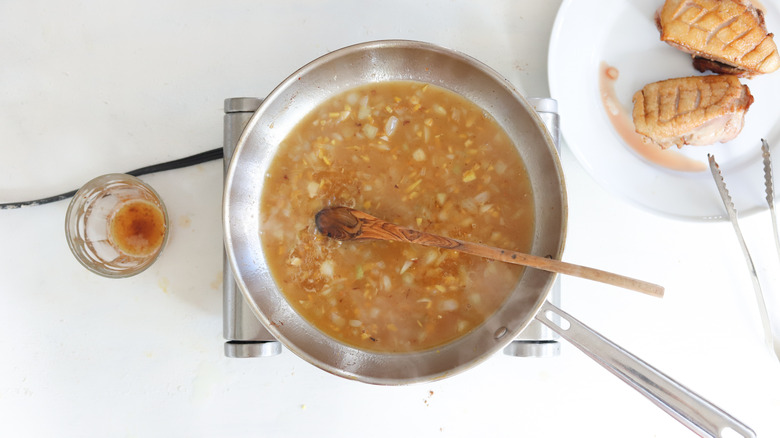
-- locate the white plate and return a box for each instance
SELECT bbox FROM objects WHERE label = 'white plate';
[549,0,780,221]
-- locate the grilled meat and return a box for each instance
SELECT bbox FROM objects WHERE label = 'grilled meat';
[657,0,779,77]
[632,75,753,149]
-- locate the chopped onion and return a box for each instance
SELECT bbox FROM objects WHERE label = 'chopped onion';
[439,299,458,312]
[385,116,399,136]
[461,198,478,214]
[320,260,335,278]
[362,124,378,139]
[474,191,490,204]
[307,181,319,198]
[357,95,370,119]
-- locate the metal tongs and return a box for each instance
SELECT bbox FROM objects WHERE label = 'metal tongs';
[708,140,780,361]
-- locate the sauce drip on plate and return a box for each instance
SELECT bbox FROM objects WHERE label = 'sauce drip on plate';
[599,62,706,173]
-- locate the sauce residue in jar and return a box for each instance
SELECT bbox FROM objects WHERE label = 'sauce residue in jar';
[109,200,166,257]
[599,61,707,173]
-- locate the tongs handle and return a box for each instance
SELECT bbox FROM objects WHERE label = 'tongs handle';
[536,301,755,438]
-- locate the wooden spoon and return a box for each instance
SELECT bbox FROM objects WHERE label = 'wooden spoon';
[315,206,664,298]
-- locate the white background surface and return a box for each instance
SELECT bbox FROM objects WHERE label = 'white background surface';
[1,1,779,437]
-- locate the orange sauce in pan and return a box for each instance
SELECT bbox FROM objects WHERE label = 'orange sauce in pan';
[598,61,706,173]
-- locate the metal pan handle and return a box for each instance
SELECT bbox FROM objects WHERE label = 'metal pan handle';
[535,301,754,438]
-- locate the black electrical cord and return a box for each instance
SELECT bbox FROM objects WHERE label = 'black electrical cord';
[0,148,224,210]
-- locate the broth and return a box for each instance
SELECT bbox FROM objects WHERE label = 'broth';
[260,81,534,352]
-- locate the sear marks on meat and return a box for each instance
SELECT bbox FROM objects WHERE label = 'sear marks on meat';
[656,0,780,78]
[632,75,754,149]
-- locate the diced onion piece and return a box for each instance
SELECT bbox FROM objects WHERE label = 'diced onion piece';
[320,260,335,278]
[474,191,490,204]
[362,124,379,139]
[357,96,370,119]
[385,116,399,136]
[439,299,458,312]
[461,198,478,214]
[330,312,346,326]
[412,148,426,161]
[462,169,476,182]
[307,181,319,198]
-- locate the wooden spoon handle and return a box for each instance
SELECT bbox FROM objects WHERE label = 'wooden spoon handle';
[357,212,664,298]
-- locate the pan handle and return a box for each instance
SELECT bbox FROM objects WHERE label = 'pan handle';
[535,301,754,438]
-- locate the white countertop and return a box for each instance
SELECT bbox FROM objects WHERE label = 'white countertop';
[2,1,779,436]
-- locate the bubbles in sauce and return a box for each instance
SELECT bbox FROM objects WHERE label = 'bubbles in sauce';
[598,61,706,173]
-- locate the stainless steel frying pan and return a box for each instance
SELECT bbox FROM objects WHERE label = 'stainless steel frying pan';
[223,40,753,437]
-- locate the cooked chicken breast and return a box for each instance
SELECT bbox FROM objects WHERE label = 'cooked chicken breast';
[657,0,780,77]
[632,75,753,149]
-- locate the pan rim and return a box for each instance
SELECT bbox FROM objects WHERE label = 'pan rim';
[223,39,568,384]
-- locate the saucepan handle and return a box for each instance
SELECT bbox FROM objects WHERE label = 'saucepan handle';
[535,300,754,438]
